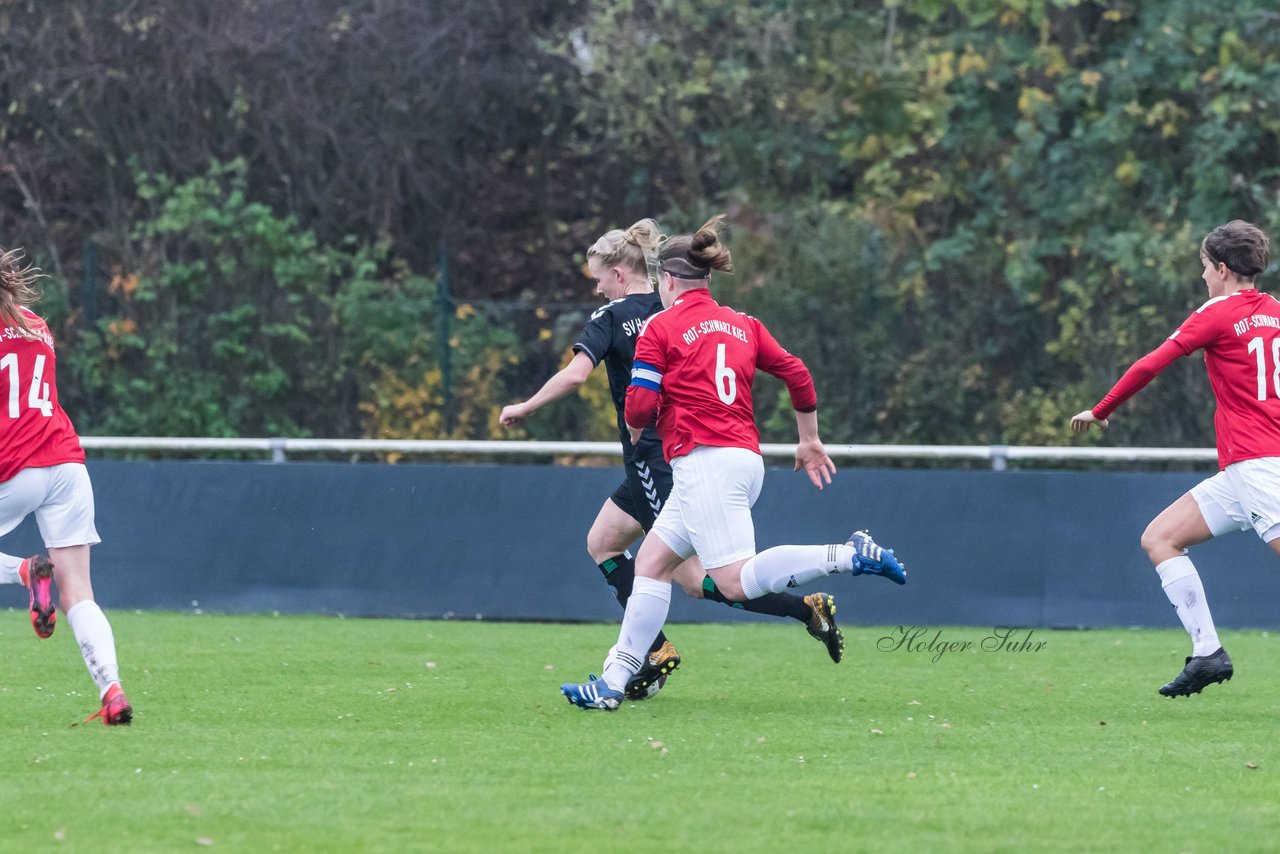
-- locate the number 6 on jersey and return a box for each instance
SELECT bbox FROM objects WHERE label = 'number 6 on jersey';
[714,343,737,404]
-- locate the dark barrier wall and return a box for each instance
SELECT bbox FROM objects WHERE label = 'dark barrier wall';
[5,460,1279,628]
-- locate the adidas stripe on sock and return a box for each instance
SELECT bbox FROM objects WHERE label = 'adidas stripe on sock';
[740,544,853,599]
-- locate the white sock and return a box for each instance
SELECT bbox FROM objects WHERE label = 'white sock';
[0,552,22,584]
[66,600,121,698]
[1156,555,1221,657]
[602,577,671,691]
[739,544,853,599]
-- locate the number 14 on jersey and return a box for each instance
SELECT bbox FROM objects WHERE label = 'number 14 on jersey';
[1,352,54,417]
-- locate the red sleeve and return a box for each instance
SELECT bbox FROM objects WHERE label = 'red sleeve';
[752,317,818,412]
[1168,300,1225,355]
[1092,339,1186,419]
[625,385,660,429]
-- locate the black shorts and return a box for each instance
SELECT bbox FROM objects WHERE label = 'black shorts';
[609,443,673,533]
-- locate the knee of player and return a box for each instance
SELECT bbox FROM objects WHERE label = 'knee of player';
[585,527,610,562]
[586,542,612,565]
[709,575,746,601]
[1138,523,1165,556]
[675,576,704,599]
[1139,524,1191,564]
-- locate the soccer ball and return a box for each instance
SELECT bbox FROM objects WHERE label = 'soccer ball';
[604,644,664,700]
[636,674,666,699]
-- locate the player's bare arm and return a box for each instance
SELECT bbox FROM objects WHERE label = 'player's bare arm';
[793,409,835,489]
[499,351,595,426]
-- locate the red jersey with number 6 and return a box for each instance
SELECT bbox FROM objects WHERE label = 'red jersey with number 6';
[625,288,817,462]
[0,307,84,482]
[1092,289,1280,468]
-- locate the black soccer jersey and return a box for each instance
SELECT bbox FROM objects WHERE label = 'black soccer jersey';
[573,292,664,458]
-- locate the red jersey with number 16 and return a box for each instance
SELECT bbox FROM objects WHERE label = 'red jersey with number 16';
[625,288,817,462]
[1092,289,1280,468]
[0,307,84,482]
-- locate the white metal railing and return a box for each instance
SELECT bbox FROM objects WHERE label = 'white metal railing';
[78,437,1219,469]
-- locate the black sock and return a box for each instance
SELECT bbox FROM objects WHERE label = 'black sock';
[597,552,667,653]
[701,576,810,622]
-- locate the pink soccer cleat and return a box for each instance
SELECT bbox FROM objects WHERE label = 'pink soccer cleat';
[86,684,133,726]
[19,555,56,638]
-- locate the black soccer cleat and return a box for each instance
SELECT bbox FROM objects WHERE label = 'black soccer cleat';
[803,592,844,663]
[1159,647,1233,697]
[624,640,680,700]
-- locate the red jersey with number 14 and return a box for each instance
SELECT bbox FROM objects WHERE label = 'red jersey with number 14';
[0,307,84,482]
[1092,289,1280,468]
[625,288,817,462]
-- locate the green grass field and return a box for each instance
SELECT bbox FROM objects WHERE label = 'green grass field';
[2,611,1278,852]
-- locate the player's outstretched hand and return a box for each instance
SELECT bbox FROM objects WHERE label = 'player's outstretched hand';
[1069,410,1109,433]
[499,403,527,427]
[795,439,836,490]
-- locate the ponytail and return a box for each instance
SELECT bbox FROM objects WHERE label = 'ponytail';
[687,215,734,273]
[588,218,666,282]
[0,248,41,334]
[659,214,734,278]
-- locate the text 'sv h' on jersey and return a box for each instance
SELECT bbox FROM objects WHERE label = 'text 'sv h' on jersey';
[572,292,664,457]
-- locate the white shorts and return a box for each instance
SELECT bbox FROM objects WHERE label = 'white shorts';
[1191,457,1280,543]
[650,446,763,569]
[0,463,101,548]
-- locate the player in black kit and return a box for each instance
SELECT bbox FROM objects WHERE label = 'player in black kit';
[500,219,844,700]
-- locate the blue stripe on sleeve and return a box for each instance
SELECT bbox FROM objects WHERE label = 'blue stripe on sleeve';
[630,360,662,391]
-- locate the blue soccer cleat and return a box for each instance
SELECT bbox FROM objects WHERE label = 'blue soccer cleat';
[847,530,906,585]
[560,675,623,711]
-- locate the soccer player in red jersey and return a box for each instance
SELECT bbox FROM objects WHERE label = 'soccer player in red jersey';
[561,216,906,711]
[0,247,132,725]
[502,220,844,700]
[1071,220,1274,698]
